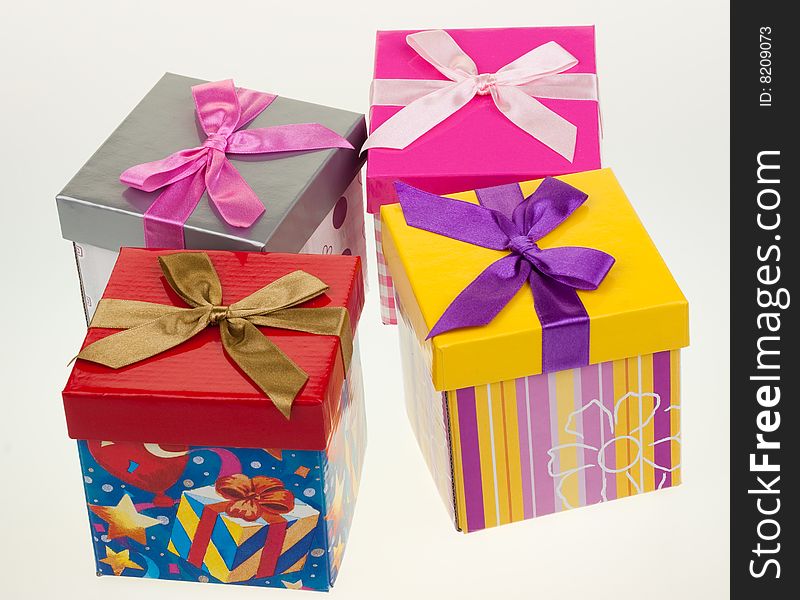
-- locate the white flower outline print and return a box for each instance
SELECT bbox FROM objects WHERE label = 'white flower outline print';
[546,391,681,510]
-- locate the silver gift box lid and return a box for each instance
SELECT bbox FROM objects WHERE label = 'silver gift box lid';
[56,72,366,252]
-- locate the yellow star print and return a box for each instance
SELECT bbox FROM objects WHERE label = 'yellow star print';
[324,475,345,525]
[331,539,346,571]
[99,546,143,576]
[282,579,303,589]
[90,495,161,544]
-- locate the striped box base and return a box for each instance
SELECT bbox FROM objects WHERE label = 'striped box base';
[399,306,682,533]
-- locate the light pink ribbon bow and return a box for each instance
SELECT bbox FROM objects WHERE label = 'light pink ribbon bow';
[120,79,354,248]
[362,30,598,161]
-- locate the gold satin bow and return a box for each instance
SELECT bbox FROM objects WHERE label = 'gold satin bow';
[77,252,353,419]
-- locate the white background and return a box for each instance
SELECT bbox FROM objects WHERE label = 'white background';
[0,1,729,599]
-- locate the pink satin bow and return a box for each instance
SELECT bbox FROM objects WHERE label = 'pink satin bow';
[363,30,598,161]
[120,79,354,248]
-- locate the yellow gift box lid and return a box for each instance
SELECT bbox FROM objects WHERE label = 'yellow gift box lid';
[381,168,689,391]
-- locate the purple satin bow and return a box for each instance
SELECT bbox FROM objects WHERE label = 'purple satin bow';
[395,178,615,372]
[120,79,354,248]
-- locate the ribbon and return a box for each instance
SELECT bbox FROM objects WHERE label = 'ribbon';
[77,252,353,418]
[363,30,598,161]
[215,474,294,521]
[395,178,615,372]
[120,79,354,249]
[187,474,293,576]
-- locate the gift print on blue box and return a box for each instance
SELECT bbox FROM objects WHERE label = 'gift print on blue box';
[77,357,366,592]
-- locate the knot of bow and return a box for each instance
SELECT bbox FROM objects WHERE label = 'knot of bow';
[119,79,354,249]
[76,252,353,418]
[395,178,615,372]
[364,30,599,161]
[215,474,294,522]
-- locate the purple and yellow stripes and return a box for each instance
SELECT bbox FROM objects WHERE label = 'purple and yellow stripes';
[397,306,682,533]
[529,373,556,516]
[600,361,617,501]
[670,351,682,485]
[580,364,603,505]
[653,351,672,489]
[452,387,484,530]
[443,351,682,533]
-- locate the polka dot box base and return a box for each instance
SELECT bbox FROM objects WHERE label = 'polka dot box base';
[76,353,367,592]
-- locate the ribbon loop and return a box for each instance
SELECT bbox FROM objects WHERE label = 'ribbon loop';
[192,79,244,138]
[215,474,294,522]
[494,40,580,86]
[158,252,222,307]
[406,29,479,81]
[120,79,354,249]
[364,30,596,161]
[396,179,615,372]
[77,253,354,419]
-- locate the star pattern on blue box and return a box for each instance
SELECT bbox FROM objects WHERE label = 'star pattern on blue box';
[79,442,332,591]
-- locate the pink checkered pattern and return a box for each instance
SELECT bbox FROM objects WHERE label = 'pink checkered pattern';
[374,214,398,325]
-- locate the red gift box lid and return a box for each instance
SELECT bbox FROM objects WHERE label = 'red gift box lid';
[62,249,364,451]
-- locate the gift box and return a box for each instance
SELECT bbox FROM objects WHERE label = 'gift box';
[365,27,602,323]
[56,73,367,322]
[381,169,688,532]
[167,483,320,583]
[63,249,366,590]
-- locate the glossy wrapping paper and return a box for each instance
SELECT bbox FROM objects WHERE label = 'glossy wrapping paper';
[383,169,688,531]
[56,73,366,253]
[399,305,682,533]
[63,249,367,590]
[63,249,365,450]
[381,168,689,391]
[366,26,601,212]
[73,173,368,322]
[76,339,366,589]
[366,26,602,324]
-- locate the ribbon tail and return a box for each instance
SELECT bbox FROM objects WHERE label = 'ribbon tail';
[493,85,577,161]
[143,167,207,248]
[427,254,530,338]
[205,151,266,228]
[77,307,211,368]
[529,272,589,372]
[220,319,308,419]
[363,78,477,151]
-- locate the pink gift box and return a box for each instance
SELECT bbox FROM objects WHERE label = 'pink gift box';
[366,26,602,213]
